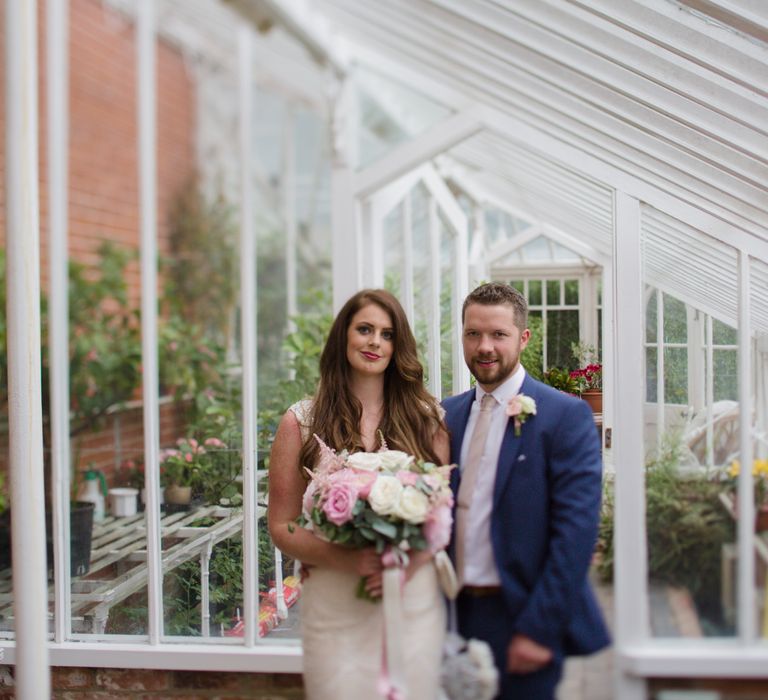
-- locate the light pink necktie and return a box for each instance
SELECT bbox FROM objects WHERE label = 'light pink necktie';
[455,393,496,585]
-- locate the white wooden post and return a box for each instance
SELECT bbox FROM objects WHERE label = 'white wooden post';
[6,0,52,695]
[613,191,648,700]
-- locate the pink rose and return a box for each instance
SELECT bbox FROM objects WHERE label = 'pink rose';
[355,471,378,499]
[396,470,419,487]
[423,505,452,553]
[322,481,359,526]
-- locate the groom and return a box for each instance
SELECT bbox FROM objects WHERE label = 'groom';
[443,282,610,700]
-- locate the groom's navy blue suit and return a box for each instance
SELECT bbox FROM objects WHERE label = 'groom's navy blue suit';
[443,374,610,699]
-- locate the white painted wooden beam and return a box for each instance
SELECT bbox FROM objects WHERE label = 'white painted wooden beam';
[612,192,650,667]
[137,0,163,646]
[6,1,51,695]
[353,108,485,198]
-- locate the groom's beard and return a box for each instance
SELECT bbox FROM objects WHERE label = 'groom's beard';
[467,353,518,388]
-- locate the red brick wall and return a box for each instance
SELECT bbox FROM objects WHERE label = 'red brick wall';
[0,0,196,482]
[0,0,195,302]
[0,667,305,699]
[71,398,191,483]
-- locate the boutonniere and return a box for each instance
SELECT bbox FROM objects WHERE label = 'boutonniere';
[506,393,537,437]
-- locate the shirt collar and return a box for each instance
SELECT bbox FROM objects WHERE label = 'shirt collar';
[474,364,526,406]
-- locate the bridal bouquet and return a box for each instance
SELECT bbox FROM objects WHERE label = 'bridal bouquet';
[296,435,455,595]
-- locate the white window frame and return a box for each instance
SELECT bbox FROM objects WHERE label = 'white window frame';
[494,267,601,372]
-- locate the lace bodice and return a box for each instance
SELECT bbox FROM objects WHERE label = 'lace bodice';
[289,398,314,444]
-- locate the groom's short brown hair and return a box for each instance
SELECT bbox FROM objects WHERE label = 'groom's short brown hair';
[462,282,528,331]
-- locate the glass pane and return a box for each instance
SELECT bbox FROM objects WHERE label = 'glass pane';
[546,280,561,305]
[646,288,658,343]
[383,201,404,296]
[751,259,768,643]
[546,310,579,369]
[642,207,738,639]
[713,350,738,402]
[646,347,658,402]
[663,295,688,344]
[60,240,149,636]
[663,347,688,405]
[528,280,542,306]
[440,218,454,398]
[509,280,524,294]
[564,279,579,305]
[712,318,737,346]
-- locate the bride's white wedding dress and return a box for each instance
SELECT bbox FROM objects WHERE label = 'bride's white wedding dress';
[290,400,446,700]
[301,564,445,700]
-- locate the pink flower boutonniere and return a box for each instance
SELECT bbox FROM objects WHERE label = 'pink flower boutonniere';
[506,393,537,437]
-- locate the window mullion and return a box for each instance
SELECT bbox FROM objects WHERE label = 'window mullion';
[656,289,665,447]
[705,314,715,467]
[136,0,163,645]
[47,0,72,644]
[737,252,755,641]
[238,26,259,648]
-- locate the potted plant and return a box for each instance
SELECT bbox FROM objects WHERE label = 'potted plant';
[541,366,579,394]
[160,439,203,506]
[569,342,603,414]
[160,436,236,508]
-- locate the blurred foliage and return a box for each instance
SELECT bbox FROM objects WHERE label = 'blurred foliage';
[65,243,142,434]
[521,315,544,381]
[164,177,238,346]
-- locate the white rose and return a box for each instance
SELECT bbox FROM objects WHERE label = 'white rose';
[368,475,403,515]
[520,395,537,414]
[394,485,430,524]
[346,452,382,472]
[378,450,414,472]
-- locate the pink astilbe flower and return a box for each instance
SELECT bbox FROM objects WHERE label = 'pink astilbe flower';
[313,434,345,475]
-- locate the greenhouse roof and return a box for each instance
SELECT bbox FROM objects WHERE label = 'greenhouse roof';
[225,0,768,330]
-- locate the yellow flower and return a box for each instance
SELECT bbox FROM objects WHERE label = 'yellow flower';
[729,459,768,478]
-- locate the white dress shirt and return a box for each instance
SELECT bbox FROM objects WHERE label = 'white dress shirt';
[460,365,526,585]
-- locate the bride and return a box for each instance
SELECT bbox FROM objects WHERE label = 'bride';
[268,289,450,700]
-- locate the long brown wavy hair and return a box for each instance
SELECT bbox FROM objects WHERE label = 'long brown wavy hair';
[299,289,447,471]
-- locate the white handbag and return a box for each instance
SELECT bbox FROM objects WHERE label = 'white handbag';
[440,630,499,700]
[436,555,499,700]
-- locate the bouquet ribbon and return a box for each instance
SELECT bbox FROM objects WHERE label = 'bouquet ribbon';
[378,550,408,700]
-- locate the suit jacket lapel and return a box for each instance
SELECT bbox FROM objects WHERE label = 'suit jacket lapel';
[447,390,475,495]
[493,375,538,508]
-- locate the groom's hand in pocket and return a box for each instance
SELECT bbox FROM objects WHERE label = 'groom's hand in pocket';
[507,634,553,674]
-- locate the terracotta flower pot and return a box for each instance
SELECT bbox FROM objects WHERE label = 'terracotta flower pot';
[581,389,603,414]
[164,484,192,505]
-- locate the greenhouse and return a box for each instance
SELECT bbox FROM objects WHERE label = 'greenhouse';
[1,0,767,698]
